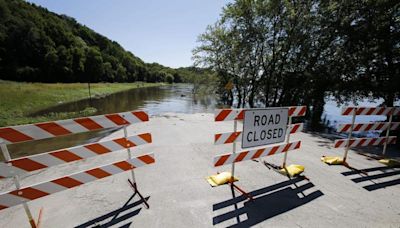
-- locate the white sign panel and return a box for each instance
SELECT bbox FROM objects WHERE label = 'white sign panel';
[242,108,288,148]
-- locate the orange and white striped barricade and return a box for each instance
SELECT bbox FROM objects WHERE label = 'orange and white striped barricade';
[323,106,399,168]
[212,106,306,198]
[0,111,153,228]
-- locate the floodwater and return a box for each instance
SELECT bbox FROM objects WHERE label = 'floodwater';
[5,84,221,159]
[324,97,386,125]
[5,84,397,159]
[31,84,220,117]
[31,84,397,125]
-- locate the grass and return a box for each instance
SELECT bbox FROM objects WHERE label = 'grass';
[0,80,164,127]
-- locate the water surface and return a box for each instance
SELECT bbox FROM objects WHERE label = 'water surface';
[32,84,219,117]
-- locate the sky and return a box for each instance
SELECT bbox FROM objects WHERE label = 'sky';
[27,0,230,68]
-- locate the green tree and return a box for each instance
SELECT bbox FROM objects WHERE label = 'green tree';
[194,0,400,129]
[165,73,174,84]
[0,0,195,83]
[85,47,104,82]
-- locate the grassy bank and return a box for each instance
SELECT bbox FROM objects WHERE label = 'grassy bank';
[0,81,164,127]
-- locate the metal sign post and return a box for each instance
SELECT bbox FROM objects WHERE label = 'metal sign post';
[382,108,393,155]
[0,140,37,228]
[123,126,136,184]
[231,119,237,182]
[229,118,254,201]
[123,125,149,209]
[282,114,292,167]
[343,111,356,162]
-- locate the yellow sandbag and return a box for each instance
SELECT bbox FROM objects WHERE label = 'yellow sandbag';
[379,159,400,167]
[321,156,344,165]
[206,172,238,187]
[279,164,305,177]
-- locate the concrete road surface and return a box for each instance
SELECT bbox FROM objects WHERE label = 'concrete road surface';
[0,113,399,227]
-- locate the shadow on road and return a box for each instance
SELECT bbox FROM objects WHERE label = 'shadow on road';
[212,177,323,227]
[342,166,400,191]
[75,194,149,228]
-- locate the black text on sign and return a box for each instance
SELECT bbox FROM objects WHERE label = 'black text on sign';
[242,108,288,148]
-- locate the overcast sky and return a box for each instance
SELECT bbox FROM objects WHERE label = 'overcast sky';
[27,0,230,68]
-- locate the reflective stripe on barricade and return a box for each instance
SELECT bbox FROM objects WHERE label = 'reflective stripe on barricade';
[0,111,149,144]
[213,141,301,167]
[288,106,307,117]
[337,122,400,133]
[0,133,152,178]
[334,136,397,148]
[341,107,400,116]
[214,106,307,122]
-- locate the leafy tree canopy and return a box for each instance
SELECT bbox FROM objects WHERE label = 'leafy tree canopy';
[194,0,400,129]
[0,0,202,83]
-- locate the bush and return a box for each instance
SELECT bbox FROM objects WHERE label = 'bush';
[165,74,174,84]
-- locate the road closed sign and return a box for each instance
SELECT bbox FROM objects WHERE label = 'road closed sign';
[242,108,288,148]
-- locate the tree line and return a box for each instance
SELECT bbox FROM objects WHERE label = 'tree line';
[0,0,193,83]
[193,0,399,129]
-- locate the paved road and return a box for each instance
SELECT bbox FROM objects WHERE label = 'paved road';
[0,113,399,227]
